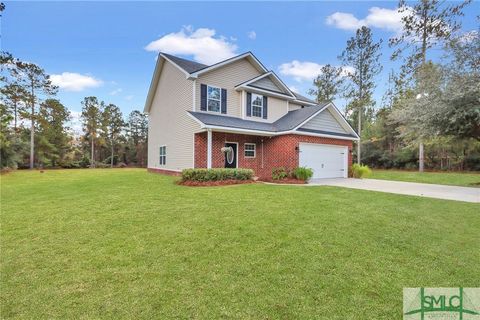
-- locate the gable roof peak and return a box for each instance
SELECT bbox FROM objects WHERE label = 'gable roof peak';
[160,53,208,74]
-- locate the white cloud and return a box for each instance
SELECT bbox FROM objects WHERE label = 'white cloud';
[247,31,257,40]
[326,7,408,32]
[279,60,353,83]
[125,95,134,101]
[279,60,324,82]
[326,12,364,31]
[110,88,122,95]
[50,72,103,92]
[144,26,238,65]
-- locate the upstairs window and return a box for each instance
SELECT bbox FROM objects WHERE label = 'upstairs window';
[207,86,221,112]
[251,93,263,118]
[159,146,166,165]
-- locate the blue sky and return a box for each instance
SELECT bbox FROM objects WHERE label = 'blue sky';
[3,1,479,128]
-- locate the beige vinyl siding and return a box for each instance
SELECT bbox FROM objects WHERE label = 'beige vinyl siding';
[301,108,348,134]
[250,77,283,93]
[288,102,304,111]
[245,95,288,123]
[195,58,262,118]
[148,60,200,170]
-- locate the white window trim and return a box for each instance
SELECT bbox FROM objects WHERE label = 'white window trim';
[207,85,221,113]
[251,93,263,118]
[159,145,166,166]
[244,143,256,158]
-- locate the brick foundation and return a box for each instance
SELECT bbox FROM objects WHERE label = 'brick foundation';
[194,132,353,179]
[147,168,181,176]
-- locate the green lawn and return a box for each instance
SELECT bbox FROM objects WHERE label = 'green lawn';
[369,169,480,187]
[1,169,479,319]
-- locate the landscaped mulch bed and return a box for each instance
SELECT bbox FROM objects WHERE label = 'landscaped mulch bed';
[177,180,255,187]
[261,178,307,184]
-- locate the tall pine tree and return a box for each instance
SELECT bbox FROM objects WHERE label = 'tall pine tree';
[308,64,345,103]
[81,96,102,168]
[340,26,382,164]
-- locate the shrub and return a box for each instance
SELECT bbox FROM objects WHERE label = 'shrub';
[351,163,372,178]
[181,168,253,182]
[293,166,314,181]
[79,156,90,168]
[272,167,288,180]
[94,162,110,168]
[117,162,127,168]
[58,160,81,169]
[104,155,120,165]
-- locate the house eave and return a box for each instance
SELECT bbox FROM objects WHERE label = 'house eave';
[235,85,296,100]
[199,124,359,141]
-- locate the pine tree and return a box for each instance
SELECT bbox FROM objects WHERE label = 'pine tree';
[127,110,148,166]
[340,26,382,164]
[11,61,57,169]
[308,64,345,103]
[81,97,102,168]
[389,0,472,171]
[37,99,71,167]
[1,83,29,131]
[102,104,124,167]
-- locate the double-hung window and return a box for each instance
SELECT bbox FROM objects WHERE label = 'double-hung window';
[244,143,256,158]
[207,86,221,112]
[251,93,263,117]
[159,146,166,165]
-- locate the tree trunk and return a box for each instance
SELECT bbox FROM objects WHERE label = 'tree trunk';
[419,142,424,172]
[110,140,114,168]
[29,84,34,169]
[418,6,428,173]
[91,137,95,168]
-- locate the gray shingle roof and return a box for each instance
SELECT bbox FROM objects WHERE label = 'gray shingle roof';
[292,92,317,104]
[188,103,332,133]
[161,52,319,105]
[161,53,207,73]
[273,104,328,131]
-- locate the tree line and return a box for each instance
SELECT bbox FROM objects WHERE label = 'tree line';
[1,0,479,172]
[309,0,479,171]
[1,52,148,170]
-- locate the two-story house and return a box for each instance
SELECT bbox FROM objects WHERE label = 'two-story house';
[144,52,359,179]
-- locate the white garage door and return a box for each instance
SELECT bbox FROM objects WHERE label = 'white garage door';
[299,143,348,179]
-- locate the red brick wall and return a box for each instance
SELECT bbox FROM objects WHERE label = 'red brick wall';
[195,132,353,179]
[195,132,264,173]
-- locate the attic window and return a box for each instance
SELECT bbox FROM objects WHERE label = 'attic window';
[207,86,221,112]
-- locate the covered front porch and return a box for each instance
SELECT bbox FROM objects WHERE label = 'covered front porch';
[194,130,274,179]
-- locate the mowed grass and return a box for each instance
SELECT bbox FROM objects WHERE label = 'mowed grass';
[1,169,479,319]
[369,169,480,187]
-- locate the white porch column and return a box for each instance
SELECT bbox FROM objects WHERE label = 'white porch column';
[207,129,212,169]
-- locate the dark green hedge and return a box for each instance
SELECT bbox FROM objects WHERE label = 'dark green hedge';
[181,168,254,182]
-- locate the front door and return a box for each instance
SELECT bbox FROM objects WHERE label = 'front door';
[224,143,237,168]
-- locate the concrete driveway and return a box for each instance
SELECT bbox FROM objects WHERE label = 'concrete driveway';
[309,178,480,203]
